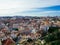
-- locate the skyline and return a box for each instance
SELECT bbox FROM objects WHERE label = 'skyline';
[0,0,60,16]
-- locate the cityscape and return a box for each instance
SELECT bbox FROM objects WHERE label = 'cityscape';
[0,16,60,45]
[0,0,60,45]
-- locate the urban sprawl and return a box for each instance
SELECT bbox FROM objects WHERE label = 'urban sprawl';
[0,16,60,45]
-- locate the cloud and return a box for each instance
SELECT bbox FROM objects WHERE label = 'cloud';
[15,11,60,17]
[14,5,60,16]
[0,0,60,16]
[21,5,60,13]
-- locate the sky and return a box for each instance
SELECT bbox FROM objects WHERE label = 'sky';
[0,0,60,16]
